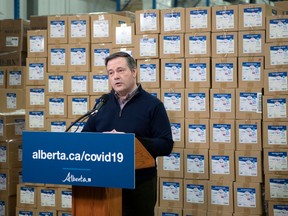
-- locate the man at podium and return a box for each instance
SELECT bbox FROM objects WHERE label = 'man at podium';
[82,52,174,216]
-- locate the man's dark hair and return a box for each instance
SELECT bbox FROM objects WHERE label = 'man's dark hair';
[105,52,136,71]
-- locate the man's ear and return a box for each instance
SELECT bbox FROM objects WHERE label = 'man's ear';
[132,68,137,78]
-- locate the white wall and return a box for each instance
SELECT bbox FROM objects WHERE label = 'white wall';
[0,0,27,20]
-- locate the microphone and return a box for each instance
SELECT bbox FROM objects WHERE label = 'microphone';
[90,93,109,116]
[65,94,109,132]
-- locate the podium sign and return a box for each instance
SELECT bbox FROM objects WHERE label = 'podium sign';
[22,131,135,189]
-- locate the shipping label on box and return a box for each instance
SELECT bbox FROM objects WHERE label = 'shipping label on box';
[91,43,112,71]
[210,120,235,150]
[67,72,89,95]
[48,44,68,72]
[184,179,208,209]
[159,177,183,208]
[48,16,68,44]
[263,121,288,148]
[89,73,110,95]
[264,69,288,95]
[161,8,185,33]
[160,33,184,59]
[158,148,183,178]
[113,23,135,48]
[185,32,211,58]
[68,15,90,44]
[184,149,209,179]
[46,118,68,132]
[38,187,58,209]
[68,43,90,72]
[27,30,47,58]
[26,58,46,86]
[268,201,288,216]
[161,89,185,118]
[185,58,210,88]
[265,43,288,68]
[185,88,209,119]
[263,96,288,121]
[210,89,235,119]
[0,67,6,88]
[45,73,67,95]
[235,150,262,183]
[137,59,160,89]
[17,184,37,207]
[46,96,67,118]
[136,9,160,34]
[185,119,209,149]
[212,32,238,57]
[7,66,26,89]
[238,57,263,88]
[238,31,265,57]
[170,118,184,148]
[58,188,72,210]
[26,86,45,108]
[264,149,288,175]
[66,119,86,133]
[68,96,89,119]
[134,34,159,59]
[266,15,288,42]
[185,7,211,32]
[265,175,288,201]
[25,109,46,131]
[161,58,185,89]
[212,5,238,32]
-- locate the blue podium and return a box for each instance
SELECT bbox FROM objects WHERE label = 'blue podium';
[22,131,155,215]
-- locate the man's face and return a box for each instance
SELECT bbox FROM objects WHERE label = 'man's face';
[107,57,136,96]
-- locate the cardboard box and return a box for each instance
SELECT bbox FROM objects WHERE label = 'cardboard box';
[30,15,48,30]
[137,59,160,89]
[159,177,183,208]
[157,207,182,216]
[46,118,68,132]
[67,95,90,119]
[211,5,238,32]
[0,67,7,88]
[159,33,184,59]
[238,57,264,88]
[267,15,288,42]
[265,175,288,201]
[25,86,45,108]
[0,195,17,216]
[161,58,185,89]
[135,9,160,34]
[58,187,72,211]
[265,42,288,69]
[0,89,25,112]
[160,8,186,33]
[58,211,72,216]
[47,15,68,44]
[268,201,288,216]
[210,119,235,150]
[264,149,288,175]
[0,114,24,141]
[134,34,159,59]
[67,43,90,72]
[211,57,237,89]
[16,207,37,216]
[184,149,209,180]
[274,1,288,14]
[17,183,37,208]
[45,72,68,95]
[89,72,110,95]
[0,50,27,66]
[185,88,210,119]
[239,4,280,31]
[210,88,235,119]
[264,68,288,95]
[27,30,48,58]
[0,140,22,168]
[161,88,185,118]
[209,150,235,181]
[238,30,265,57]
[211,32,238,58]
[67,14,90,44]
[185,32,211,58]
[37,186,58,209]
[185,118,209,149]
[91,43,112,72]
[111,47,135,57]
[233,182,263,214]
[146,88,161,99]
[0,19,30,52]
[90,13,131,44]
[169,118,185,148]
[6,66,26,89]
[25,108,46,131]
[66,72,89,95]
[236,120,262,151]
[0,168,21,195]
[208,212,233,216]
[47,44,68,72]
[235,88,262,120]
[112,23,135,48]
[185,57,210,88]
[263,95,288,121]
[45,95,67,118]
[235,150,263,183]
[185,6,211,33]
[183,209,207,216]
[157,148,184,178]
[184,179,208,210]
[262,121,288,149]
[26,57,47,86]
[207,181,234,213]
